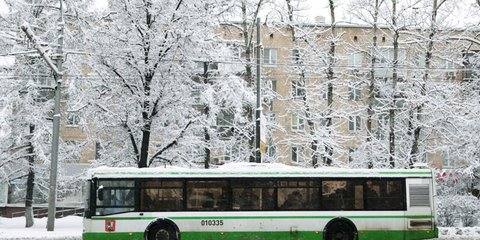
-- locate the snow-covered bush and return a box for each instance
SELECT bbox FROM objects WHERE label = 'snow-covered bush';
[436,169,480,227]
[437,194,480,227]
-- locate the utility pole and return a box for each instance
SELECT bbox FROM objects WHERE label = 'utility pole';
[255,18,261,163]
[46,0,64,231]
[20,0,64,230]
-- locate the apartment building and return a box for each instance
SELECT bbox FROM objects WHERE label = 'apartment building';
[217,21,479,168]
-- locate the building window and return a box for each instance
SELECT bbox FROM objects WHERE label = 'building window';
[226,43,242,60]
[267,139,276,159]
[320,84,328,100]
[348,116,361,132]
[444,59,456,80]
[191,86,202,106]
[64,140,81,163]
[216,109,234,127]
[416,54,426,68]
[95,142,102,160]
[266,99,274,111]
[66,111,80,126]
[216,109,234,139]
[33,66,54,87]
[263,48,278,65]
[442,150,453,168]
[463,51,480,80]
[291,113,305,131]
[266,112,276,122]
[348,148,357,162]
[348,52,363,68]
[291,146,303,163]
[292,80,306,98]
[318,114,328,127]
[292,49,300,63]
[348,83,362,101]
[271,79,277,93]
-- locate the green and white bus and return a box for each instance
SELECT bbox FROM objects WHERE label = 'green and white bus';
[83,163,438,240]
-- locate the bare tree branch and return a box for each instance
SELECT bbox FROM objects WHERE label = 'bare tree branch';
[148,120,194,166]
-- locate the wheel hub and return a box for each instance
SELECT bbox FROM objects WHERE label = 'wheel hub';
[154,229,170,240]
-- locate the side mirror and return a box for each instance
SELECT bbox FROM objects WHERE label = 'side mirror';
[97,185,104,201]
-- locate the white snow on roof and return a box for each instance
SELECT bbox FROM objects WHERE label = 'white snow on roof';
[88,162,433,179]
[0,56,15,67]
[0,0,8,17]
[0,106,9,139]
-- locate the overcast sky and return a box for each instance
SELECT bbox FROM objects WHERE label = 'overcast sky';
[0,0,344,21]
[0,0,478,26]
[298,0,347,23]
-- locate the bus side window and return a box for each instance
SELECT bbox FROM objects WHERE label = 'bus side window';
[231,179,275,211]
[365,179,404,210]
[186,181,228,211]
[278,180,319,210]
[322,180,360,210]
[140,180,184,211]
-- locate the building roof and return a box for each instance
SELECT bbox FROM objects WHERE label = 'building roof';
[0,56,15,68]
[220,21,391,30]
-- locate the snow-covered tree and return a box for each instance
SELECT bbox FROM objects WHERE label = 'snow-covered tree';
[71,0,256,168]
[0,0,87,227]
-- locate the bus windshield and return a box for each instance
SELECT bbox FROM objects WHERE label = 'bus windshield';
[95,180,135,215]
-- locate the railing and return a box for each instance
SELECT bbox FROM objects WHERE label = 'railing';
[10,207,49,218]
[9,207,84,218]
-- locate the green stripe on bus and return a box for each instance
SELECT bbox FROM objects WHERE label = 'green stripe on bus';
[170,215,432,220]
[91,215,432,221]
[83,229,437,240]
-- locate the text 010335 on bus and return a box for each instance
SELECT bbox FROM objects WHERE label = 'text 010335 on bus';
[82,163,438,240]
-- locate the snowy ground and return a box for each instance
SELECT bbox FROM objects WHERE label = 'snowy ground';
[438,227,480,239]
[0,216,479,240]
[0,217,82,240]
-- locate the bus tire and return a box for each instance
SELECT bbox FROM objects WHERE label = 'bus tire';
[324,218,358,240]
[145,219,179,240]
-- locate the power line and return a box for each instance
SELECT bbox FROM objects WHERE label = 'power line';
[1,57,478,71]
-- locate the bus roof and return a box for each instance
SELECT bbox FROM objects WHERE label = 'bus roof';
[88,163,433,179]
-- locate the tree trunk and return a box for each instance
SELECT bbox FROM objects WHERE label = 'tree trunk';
[203,62,211,169]
[241,1,257,163]
[366,0,380,168]
[389,0,399,168]
[325,0,336,165]
[25,124,35,227]
[139,74,153,168]
[138,125,151,168]
[409,0,439,167]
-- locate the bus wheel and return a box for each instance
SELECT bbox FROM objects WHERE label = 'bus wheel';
[147,224,178,240]
[324,218,358,240]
